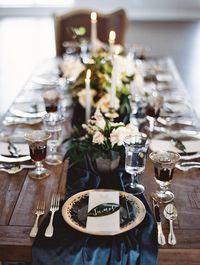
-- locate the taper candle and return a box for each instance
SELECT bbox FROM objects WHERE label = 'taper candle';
[85,69,91,122]
[90,12,97,55]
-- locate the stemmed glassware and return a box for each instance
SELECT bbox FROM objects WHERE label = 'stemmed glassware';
[42,112,64,165]
[124,133,149,195]
[145,95,163,134]
[24,130,51,180]
[149,150,180,203]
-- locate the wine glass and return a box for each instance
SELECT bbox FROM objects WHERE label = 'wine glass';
[149,150,180,203]
[24,130,51,180]
[42,112,64,165]
[43,89,60,113]
[124,133,149,195]
[145,95,163,134]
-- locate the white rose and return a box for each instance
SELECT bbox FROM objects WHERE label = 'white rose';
[92,131,104,145]
[60,57,85,81]
[110,126,127,147]
[125,123,139,137]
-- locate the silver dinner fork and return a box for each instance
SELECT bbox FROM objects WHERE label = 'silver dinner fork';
[30,201,45,237]
[45,193,60,237]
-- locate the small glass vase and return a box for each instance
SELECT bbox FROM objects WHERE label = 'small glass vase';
[95,151,120,174]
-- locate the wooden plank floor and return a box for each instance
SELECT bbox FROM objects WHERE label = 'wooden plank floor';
[0,18,200,119]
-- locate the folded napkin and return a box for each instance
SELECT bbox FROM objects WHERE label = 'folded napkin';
[150,139,200,153]
[0,142,30,162]
[86,191,120,234]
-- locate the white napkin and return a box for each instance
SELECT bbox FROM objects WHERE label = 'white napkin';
[0,142,30,162]
[150,139,200,153]
[86,191,120,234]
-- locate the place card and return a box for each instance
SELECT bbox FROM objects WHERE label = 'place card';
[86,191,120,234]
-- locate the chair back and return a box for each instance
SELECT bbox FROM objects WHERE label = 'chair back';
[54,9,127,56]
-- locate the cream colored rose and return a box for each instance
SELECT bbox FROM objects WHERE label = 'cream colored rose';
[95,93,120,113]
[77,89,97,108]
[125,123,139,138]
[110,126,127,146]
[92,131,104,145]
[60,57,85,81]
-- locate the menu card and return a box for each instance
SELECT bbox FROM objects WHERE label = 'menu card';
[86,191,120,234]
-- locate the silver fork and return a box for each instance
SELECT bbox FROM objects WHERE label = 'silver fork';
[30,201,45,237]
[45,194,60,237]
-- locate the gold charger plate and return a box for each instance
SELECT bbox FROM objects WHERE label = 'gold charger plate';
[62,189,146,236]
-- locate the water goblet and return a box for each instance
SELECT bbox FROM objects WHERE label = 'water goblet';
[42,112,64,165]
[24,130,51,180]
[124,133,149,195]
[149,150,180,203]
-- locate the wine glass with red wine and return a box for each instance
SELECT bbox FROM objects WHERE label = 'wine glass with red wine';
[43,89,60,113]
[25,130,51,180]
[145,95,163,134]
[149,150,180,203]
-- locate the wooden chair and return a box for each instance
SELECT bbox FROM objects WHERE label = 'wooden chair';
[54,9,127,56]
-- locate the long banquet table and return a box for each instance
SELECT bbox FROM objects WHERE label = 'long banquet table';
[0,57,200,265]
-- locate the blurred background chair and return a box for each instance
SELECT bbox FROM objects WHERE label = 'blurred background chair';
[54,9,127,56]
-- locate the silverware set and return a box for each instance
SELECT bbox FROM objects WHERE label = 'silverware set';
[152,198,178,246]
[30,194,60,238]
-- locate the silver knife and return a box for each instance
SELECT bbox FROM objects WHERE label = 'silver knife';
[152,198,166,246]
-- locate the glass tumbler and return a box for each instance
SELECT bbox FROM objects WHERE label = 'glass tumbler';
[24,130,51,180]
[42,112,64,165]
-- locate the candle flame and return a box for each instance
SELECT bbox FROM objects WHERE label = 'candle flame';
[109,30,116,41]
[86,69,91,80]
[90,12,97,22]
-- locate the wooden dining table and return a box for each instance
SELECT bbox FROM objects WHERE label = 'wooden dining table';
[0,57,200,265]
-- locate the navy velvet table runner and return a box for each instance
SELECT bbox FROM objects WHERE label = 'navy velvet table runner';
[32,167,158,265]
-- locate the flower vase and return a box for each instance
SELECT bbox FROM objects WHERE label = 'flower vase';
[95,151,120,189]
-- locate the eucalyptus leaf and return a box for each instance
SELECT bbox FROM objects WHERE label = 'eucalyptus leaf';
[171,138,186,153]
[87,203,120,217]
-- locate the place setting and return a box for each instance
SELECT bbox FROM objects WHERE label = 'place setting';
[1,7,200,265]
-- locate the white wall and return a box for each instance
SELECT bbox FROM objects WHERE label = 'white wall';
[0,0,200,20]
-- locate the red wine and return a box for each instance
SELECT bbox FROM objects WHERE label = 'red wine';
[45,104,58,113]
[146,104,160,118]
[154,166,174,182]
[29,143,47,162]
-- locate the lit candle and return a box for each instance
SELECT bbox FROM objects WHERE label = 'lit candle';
[109,30,116,47]
[110,46,120,109]
[90,12,97,55]
[85,69,91,122]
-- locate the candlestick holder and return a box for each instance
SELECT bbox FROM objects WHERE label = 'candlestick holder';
[105,107,119,121]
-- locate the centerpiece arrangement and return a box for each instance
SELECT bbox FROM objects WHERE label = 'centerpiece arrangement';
[64,108,139,173]
[67,52,136,125]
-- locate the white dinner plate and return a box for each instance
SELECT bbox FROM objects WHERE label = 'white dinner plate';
[62,189,146,236]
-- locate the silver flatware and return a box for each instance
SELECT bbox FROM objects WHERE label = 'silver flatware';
[45,194,60,237]
[157,117,194,126]
[152,198,166,246]
[176,161,200,171]
[3,116,42,126]
[30,201,45,238]
[180,152,200,160]
[0,164,35,174]
[163,204,177,245]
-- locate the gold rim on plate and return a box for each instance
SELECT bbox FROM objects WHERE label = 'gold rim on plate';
[62,189,146,236]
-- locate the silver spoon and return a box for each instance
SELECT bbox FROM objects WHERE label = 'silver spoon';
[163,204,178,245]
